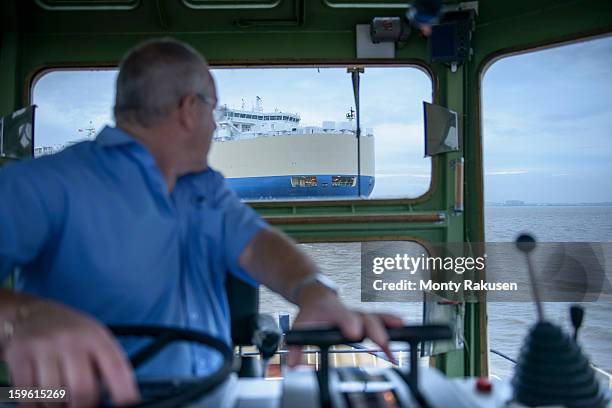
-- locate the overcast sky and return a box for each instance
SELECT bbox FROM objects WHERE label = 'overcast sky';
[32,35,612,203]
[482,35,612,204]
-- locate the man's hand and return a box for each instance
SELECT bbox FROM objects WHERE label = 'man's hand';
[2,297,140,408]
[239,228,404,366]
[286,284,404,367]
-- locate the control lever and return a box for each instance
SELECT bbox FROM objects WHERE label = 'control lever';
[251,314,282,376]
[516,233,545,321]
[512,235,608,408]
[285,324,453,408]
[285,325,342,408]
[387,326,452,408]
[570,304,584,341]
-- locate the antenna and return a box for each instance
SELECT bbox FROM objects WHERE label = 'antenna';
[346,107,355,121]
[77,121,96,139]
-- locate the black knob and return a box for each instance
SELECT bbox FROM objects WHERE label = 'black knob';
[516,233,536,253]
[570,304,584,341]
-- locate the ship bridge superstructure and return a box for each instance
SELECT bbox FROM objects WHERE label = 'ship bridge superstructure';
[213,104,373,142]
[214,104,300,141]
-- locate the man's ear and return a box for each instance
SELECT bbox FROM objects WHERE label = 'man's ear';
[177,94,199,132]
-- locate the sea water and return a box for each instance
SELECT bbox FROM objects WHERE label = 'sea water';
[259,206,612,382]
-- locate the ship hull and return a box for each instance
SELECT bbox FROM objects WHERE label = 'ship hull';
[224,174,375,199]
[209,132,375,199]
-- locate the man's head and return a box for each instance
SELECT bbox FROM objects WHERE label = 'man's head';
[114,38,217,172]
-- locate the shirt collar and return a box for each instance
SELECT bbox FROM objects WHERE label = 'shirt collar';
[95,125,139,147]
[95,125,158,172]
[96,125,166,197]
[95,125,216,201]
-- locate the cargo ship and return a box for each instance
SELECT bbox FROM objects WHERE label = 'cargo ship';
[208,100,375,200]
[34,103,375,200]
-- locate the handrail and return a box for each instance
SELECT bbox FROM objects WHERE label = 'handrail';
[592,365,612,389]
[490,348,517,365]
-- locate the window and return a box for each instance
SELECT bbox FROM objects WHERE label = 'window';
[332,176,357,188]
[32,69,117,156]
[290,176,317,188]
[260,240,432,322]
[32,65,432,201]
[213,66,432,201]
[482,36,612,382]
[259,241,428,354]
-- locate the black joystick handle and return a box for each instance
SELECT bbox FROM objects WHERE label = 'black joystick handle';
[387,325,453,343]
[285,325,364,347]
[284,324,452,346]
[250,314,282,377]
[251,314,282,359]
[515,233,536,254]
[570,304,584,341]
[285,325,453,408]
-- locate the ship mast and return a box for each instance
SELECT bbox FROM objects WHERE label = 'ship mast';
[77,121,96,139]
[346,107,355,121]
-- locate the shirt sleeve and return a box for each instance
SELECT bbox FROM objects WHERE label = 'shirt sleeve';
[0,162,63,281]
[214,174,268,287]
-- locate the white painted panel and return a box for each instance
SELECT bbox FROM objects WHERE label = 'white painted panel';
[209,133,374,178]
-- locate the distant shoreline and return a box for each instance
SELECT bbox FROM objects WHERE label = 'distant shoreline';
[485,203,612,207]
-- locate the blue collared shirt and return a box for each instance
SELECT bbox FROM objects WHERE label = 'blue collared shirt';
[0,126,267,378]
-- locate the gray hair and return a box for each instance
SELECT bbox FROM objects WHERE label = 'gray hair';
[114,38,208,128]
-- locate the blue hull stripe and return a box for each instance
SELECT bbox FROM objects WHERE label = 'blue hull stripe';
[225,175,375,199]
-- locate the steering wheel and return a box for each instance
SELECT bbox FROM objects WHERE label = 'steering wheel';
[106,325,234,408]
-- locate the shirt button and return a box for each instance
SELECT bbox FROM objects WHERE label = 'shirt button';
[190,312,199,320]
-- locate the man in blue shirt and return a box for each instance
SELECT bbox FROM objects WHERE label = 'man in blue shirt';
[0,38,401,407]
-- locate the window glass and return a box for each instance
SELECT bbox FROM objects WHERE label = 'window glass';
[33,69,117,156]
[32,65,432,201]
[212,67,432,201]
[483,36,612,383]
[259,241,428,370]
[260,241,426,323]
[360,67,432,198]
